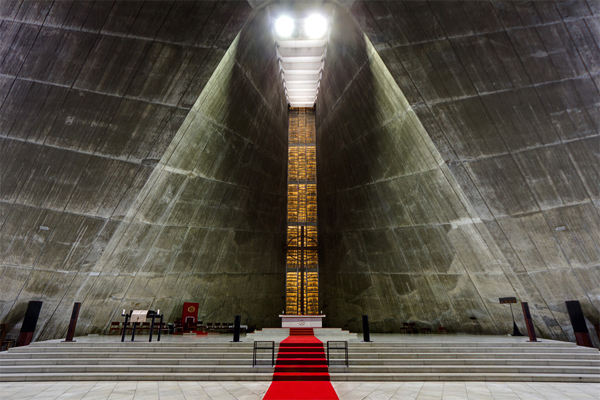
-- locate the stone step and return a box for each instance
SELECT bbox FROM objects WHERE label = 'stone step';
[24,340,582,349]
[350,342,580,348]
[329,373,600,383]
[7,343,598,354]
[272,372,330,381]
[3,364,596,375]
[276,358,327,365]
[277,352,326,358]
[274,365,329,373]
[346,352,600,360]
[6,346,254,353]
[2,351,596,361]
[0,372,275,382]
[327,365,600,374]
[0,371,597,383]
[0,358,255,366]
[350,347,597,353]
[28,342,255,348]
[0,352,255,359]
[346,359,599,366]
[278,346,324,352]
[1,357,596,367]
[0,365,274,374]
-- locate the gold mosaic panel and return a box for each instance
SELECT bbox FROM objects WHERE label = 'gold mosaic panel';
[285,107,319,315]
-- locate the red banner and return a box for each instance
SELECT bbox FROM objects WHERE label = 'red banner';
[182,302,199,324]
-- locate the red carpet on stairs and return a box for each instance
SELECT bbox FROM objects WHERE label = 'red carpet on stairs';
[263,328,340,400]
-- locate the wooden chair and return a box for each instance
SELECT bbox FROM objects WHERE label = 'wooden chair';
[206,322,213,332]
[399,322,411,334]
[173,318,183,333]
[1,324,16,351]
[109,321,121,335]
[160,322,169,334]
[438,327,447,334]
[140,322,151,334]
[420,327,431,334]
[153,322,168,334]
[184,317,197,332]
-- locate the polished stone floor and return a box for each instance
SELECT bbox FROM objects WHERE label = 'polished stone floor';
[1,381,599,400]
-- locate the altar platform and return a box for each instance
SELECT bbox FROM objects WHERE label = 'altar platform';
[248,327,357,341]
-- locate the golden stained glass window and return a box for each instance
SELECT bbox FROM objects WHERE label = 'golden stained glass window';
[285,108,318,315]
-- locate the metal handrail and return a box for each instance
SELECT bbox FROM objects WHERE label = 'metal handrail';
[253,341,275,366]
[326,341,348,367]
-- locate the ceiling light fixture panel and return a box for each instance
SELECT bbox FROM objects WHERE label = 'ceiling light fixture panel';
[272,6,332,108]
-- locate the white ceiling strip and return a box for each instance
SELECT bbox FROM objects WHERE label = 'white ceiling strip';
[271,7,331,108]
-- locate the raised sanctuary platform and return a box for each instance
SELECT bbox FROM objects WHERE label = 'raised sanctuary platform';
[249,327,357,341]
[1,334,598,383]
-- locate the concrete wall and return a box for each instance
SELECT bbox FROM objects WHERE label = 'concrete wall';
[315,1,599,339]
[78,9,288,336]
[0,1,287,340]
[317,5,521,335]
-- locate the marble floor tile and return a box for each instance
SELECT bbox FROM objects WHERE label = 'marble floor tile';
[1,381,599,399]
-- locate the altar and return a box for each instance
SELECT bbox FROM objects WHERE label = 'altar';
[280,314,325,328]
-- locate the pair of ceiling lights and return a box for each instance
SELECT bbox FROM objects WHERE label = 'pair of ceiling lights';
[275,14,328,39]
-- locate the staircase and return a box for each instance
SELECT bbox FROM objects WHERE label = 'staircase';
[273,328,330,381]
[0,336,597,382]
[0,340,273,382]
[328,340,600,382]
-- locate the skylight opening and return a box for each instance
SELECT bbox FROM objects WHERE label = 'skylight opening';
[272,5,332,107]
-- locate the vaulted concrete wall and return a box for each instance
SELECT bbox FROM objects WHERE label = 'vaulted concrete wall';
[317,5,521,335]
[316,1,599,339]
[353,0,600,340]
[78,9,288,336]
[0,1,287,340]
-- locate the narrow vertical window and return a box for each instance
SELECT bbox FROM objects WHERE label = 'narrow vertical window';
[285,107,318,315]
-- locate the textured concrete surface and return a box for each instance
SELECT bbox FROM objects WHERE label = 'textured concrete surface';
[315,1,599,340]
[0,0,598,343]
[77,8,288,336]
[317,5,521,336]
[0,1,287,340]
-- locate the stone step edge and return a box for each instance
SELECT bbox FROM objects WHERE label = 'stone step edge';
[2,358,597,366]
[0,373,598,383]
[4,351,596,357]
[25,342,586,348]
[2,365,597,372]
[7,348,595,354]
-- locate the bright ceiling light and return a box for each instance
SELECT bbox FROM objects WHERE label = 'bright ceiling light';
[304,14,327,39]
[275,16,294,38]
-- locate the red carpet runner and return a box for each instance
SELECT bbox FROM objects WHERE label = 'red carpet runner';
[263,328,340,400]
